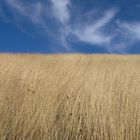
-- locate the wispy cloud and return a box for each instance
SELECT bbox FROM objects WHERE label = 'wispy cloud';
[3,0,55,37]
[109,21,140,53]
[118,21,140,40]
[105,21,140,53]
[50,0,70,24]
[6,0,43,24]
[1,0,140,53]
[49,0,72,49]
[71,9,117,46]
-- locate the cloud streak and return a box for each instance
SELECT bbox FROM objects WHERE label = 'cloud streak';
[119,22,140,40]
[6,0,43,24]
[50,0,70,24]
[71,9,117,46]
[109,21,140,53]
[1,0,140,53]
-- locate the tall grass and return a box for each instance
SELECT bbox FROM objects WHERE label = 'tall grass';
[0,54,140,140]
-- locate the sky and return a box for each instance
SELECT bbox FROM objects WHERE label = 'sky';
[0,0,140,54]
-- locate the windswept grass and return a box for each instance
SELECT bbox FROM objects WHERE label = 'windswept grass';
[0,54,140,140]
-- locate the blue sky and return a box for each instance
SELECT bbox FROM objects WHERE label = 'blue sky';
[0,0,140,54]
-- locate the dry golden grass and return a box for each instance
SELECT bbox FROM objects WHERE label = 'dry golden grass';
[0,54,140,140]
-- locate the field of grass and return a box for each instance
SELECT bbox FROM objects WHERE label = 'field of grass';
[0,54,140,140]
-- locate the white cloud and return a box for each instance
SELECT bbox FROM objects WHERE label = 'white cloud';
[106,21,140,53]
[6,0,43,24]
[118,21,140,40]
[71,9,117,46]
[2,0,140,53]
[50,0,70,24]
[0,0,118,50]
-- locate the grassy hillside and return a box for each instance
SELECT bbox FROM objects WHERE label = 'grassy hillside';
[0,54,140,140]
